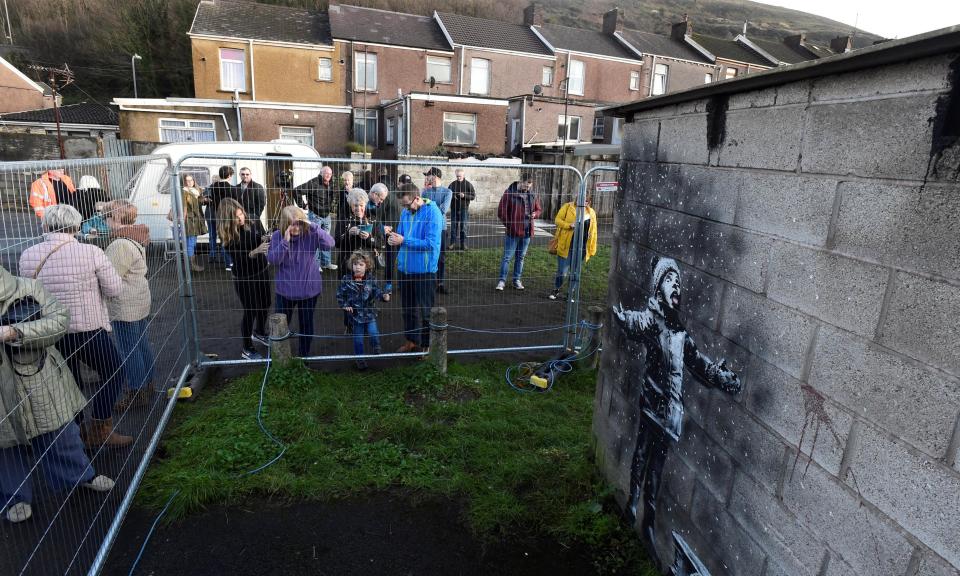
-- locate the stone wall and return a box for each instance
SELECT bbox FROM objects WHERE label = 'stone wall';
[595,47,960,576]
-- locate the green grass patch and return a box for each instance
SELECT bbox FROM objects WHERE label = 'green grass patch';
[140,360,653,574]
[445,244,611,304]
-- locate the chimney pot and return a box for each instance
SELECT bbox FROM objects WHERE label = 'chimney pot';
[671,18,692,41]
[523,2,543,27]
[602,7,624,35]
[784,33,806,49]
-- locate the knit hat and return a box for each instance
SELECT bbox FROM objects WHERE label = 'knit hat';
[650,256,681,295]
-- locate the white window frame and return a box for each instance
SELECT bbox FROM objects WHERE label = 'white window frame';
[557,115,581,142]
[592,117,604,140]
[469,58,491,95]
[386,117,396,144]
[426,56,452,84]
[704,73,713,84]
[443,112,477,146]
[542,65,554,86]
[159,118,217,143]
[355,52,378,92]
[629,70,641,91]
[279,126,315,147]
[353,108,378,147]
[725,67,738,79]
[318,57,333,82]
[219,48,246,92]
[652,63,669,96]
[567,59,585,96]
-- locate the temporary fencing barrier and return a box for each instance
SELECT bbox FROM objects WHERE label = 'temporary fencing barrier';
[0,152,615,575]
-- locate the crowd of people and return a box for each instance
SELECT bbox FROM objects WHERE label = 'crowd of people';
[1,163,601,523]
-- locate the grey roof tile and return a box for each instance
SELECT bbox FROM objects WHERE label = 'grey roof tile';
[0,102,118,126]
[619,29,712,63]
[537,24,639,60]
[691,33,773,66]
[748,37,827,64]
[190,0,332,45]
[328,4,451,51]
[437,13,552,56]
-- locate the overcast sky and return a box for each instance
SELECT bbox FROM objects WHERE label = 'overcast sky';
[758,0,960,39]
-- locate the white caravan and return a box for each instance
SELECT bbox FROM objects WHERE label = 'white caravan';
[126,141,322,242]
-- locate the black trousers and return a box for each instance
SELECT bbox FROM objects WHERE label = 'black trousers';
[398,271,436,347]
[627,410,670,543]
[233,270,272,350]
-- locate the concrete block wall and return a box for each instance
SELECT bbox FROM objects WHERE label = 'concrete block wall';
[595,49,960,576]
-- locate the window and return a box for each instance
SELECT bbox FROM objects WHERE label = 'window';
[318,57,333,81]
[629,70,641,91]
[386,117,395,144]
[725,67,738,79]
[704,73,713,84]
[652,63,668,95]
[542,66,554,86]
[219,48,246,91]
[353,108,377,147]
[355,53,377,91]
[557,115,581,141]
[567,59,584,96]
[443,113,477,145]
[592,117,604,140]
[279,126,314,147]
[426,56,451,84]
[159,119,217,142]
[470,58,490,95]
[611,117,624,145]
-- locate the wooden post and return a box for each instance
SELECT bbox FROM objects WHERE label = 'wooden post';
[268,313,291,362]
[428,306,447,374]
[587,305,604,369]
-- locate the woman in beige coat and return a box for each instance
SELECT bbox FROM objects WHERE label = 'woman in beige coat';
[18,204,132,448]
[0,265,115,523]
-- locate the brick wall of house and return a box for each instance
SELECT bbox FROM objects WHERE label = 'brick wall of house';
[597,49,960,576]
[0,65,50,114]
[239,107,350,154]
[407,100,507,156]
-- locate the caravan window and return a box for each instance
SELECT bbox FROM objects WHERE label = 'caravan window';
[157,166,212,195]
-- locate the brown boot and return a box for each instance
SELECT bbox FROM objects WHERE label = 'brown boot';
[191,255,204,272]
[82,418,133,449]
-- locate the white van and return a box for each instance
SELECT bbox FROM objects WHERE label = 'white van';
[126,141,323,241]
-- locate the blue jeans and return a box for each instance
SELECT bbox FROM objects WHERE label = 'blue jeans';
[112,318,156,391]
[206,212,233,265]
[186,235,197,258]
[499,235,531,283]
[55,329,125,420]
[554,256,571,290]
[450,206,469,247]
[0,422,95,507]
[352,319,381,355]
[276,294,318,357]
[399,272,436,347]
[308,212,332,267]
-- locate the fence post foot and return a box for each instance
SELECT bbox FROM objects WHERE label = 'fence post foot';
[429,307,448,375]
[586,305,604,370]
[268,313,292,363]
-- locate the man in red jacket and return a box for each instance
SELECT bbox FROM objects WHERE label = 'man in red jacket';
[495,173,541,291]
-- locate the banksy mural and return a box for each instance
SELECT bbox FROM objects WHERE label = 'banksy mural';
[611,256,742,564]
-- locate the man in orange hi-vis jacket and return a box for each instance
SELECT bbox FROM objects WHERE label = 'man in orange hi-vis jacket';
[29,170,75,219]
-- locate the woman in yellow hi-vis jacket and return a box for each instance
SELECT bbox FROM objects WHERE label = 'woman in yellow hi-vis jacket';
[549,196,597,300]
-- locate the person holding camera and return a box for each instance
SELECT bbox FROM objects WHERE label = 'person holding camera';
[0,264,116,524]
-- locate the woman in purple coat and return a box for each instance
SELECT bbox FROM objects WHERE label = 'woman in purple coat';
[267,205,335,357]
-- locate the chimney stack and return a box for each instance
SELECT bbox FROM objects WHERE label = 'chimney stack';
[602,7,624,35]
[671,15,692,41]
[523,2,543,27]
[783,33,806,49]
[830,34,853,53]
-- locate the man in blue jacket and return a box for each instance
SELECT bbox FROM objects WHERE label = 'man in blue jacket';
[388,183,443,352]
[421,167,452,294]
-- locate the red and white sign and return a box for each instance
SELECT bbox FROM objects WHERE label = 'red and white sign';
[594,181,618,193]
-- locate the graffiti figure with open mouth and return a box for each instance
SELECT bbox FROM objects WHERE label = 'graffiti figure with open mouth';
[612,256,741,563]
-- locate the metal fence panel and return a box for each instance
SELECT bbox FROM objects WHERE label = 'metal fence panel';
[0,156,192,576]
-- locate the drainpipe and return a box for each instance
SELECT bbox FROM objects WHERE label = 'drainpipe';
[405,95,411,157]
[458,46,464,96]
[233,89,243,141]
[248,39,256,101]
[649,55,657,95]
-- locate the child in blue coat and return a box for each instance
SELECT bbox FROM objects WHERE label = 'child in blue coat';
[336,251,390,369]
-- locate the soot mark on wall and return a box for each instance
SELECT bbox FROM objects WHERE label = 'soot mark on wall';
[706,95,729,151]
[928,55,960,181]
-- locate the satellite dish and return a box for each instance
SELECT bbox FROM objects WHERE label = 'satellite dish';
[429,76,436,89]
[533,84,543,95]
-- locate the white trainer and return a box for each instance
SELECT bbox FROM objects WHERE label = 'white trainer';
[495,280,505,291]
[81,475,115,492]
[6,502,32,523]
[324,263,338,270]
[513,280,525,290]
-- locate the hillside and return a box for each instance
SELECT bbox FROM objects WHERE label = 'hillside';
[3,0,883,105]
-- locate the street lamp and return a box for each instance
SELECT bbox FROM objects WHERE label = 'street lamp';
[131,53,142,98]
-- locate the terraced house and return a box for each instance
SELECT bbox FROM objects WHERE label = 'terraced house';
[113,0,841,158]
